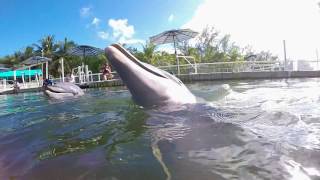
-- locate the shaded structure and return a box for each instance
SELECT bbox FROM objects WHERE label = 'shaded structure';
[20,56,52,66]
[150,29,198,74]
[68,45,104,59]
[19,56,52,80]
[67,45,104,83]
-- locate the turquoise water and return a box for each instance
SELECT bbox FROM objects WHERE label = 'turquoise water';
[1,78,320,179]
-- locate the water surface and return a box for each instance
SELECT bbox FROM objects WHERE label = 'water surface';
[1,78,320,180]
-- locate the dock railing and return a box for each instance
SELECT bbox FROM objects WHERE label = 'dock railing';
[0,79,42,94]
[0,60,319,93]
[159,60,284,75]
[50,72,119,85]
[56,60,318,84]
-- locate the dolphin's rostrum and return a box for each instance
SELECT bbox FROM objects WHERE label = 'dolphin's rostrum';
[105,44,196,108]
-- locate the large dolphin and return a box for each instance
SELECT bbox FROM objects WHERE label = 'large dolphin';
[44,82,84,99]
[105,44,196,108]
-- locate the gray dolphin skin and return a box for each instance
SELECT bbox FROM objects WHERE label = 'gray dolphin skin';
[44,82,84,99]
[105,44,196,107]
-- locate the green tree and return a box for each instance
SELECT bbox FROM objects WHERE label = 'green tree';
[84,54,107,73]
[195,26,219,62]
[33,35,58,58]
[155,51,176,66]
[138,42,157,64]
[49,38,78,76]
[217,35,244,61]
[23,46,34,59]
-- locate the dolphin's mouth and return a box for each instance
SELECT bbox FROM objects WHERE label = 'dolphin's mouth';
[45,90,73,96]
[44,89,74,99]
[45,86,72,94]
[44,85,75,98]
[110,44,183,85]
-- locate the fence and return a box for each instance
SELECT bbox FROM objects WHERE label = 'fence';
[0,79,42,93]
[159,61,284,75]
[51,72,119,85]
[0,60,319,93]
[160,60,320,75]
[66,60,320,84]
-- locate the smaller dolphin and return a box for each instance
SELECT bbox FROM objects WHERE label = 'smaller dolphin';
[44,82,84,99]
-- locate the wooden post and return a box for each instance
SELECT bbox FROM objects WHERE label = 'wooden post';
[28,67,31,82]
[13,70,16,81]
[60,58,65,82]
[45,61,49,79]
[41,63,44,80]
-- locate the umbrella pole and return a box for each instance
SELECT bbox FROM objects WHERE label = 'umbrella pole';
[173,37,180,75]
[28,67,31,83]
[60,58,65,82]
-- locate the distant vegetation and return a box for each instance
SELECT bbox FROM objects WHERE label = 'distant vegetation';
[126,27,278,66]
[0,26,278,77]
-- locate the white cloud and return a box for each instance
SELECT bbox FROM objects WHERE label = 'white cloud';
[108,19,143,44]
[91,17,100,27]
[80,6,91,17]
[122,39,144,44]
[183,0,320,60]
[109,19,134,39]
[168,14,174,22]
[97,31,109,40]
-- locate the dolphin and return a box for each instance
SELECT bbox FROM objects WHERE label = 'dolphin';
[44,82,84,99]
[105,44,196,108]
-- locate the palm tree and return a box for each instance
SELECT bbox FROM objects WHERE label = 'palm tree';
[22,46,34,60]
[5,54,19,66]
[56,38,76,56]
[137,42,157,64]
[13,51,23,64]
[50,38,78,76]
[33,35,58,58]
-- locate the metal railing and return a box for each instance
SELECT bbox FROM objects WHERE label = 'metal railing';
[0,79,42,93]
[177,55,198,74]
[51,72,119,84]
[159,61,284,75]
[0,60,319,93]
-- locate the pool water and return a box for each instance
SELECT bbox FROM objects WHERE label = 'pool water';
[1,78,320,180]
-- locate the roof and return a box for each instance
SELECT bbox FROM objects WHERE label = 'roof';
[68,45,104,57]
[20,56,52,66]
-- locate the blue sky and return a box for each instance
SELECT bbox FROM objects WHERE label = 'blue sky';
[2,0,320,60]
[0,0,203,57]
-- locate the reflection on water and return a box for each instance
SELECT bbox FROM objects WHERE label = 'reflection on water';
[0,79,320,179]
